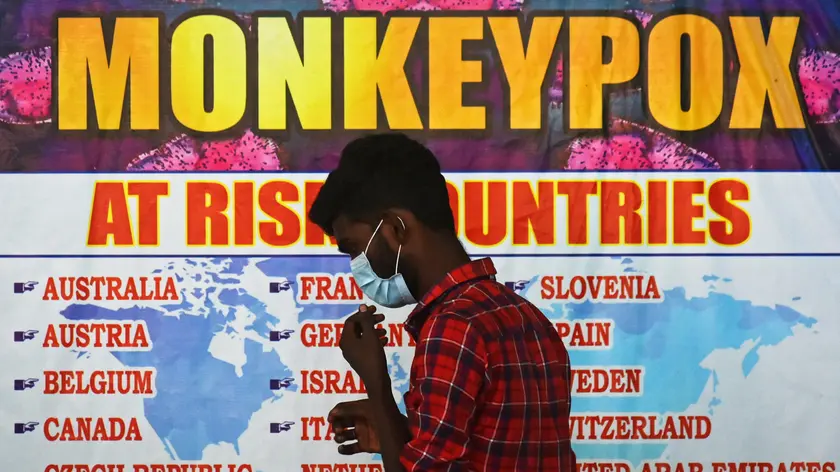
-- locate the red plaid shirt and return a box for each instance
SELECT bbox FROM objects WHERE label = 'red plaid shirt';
[401,258,575,471]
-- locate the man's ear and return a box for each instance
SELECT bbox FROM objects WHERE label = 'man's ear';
[381,209,412,249]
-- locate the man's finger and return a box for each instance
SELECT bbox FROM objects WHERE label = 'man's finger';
[352,311,386,337]
[327,406,341,423]
[333,428,358,444]
[329,417,352,430]
[338,442,362,455]
[328,404,355,425]
[356,312,385,328]
[357,304,376,317]
[348,307,377,332]
[357,305,384,320]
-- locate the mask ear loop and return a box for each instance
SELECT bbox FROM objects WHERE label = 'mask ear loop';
[395,216,406,274]
[364,219,385,255]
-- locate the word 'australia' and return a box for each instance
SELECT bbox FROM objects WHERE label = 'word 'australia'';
[43,323,150,349]
[44,417,142,441]
[43,276,178,301]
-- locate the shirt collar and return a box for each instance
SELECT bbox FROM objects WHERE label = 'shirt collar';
[404,257,497,340]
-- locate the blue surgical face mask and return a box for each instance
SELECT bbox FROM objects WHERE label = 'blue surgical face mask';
[350,217,417,309]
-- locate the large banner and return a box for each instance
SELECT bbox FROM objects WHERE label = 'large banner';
[0,173,838,471]
[0,5,839,172]
[1,0,840,470]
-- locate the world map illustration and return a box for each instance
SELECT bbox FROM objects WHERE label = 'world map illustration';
[59,257,815,468]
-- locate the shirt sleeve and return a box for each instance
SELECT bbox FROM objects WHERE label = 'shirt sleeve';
[400,313,488,472]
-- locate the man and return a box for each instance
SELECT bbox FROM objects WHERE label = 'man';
[308,133,576,471]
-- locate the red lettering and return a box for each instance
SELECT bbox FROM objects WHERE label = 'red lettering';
[554,320,612,348]
[43,417,143,441]
[539,275,661,301]
[557,181,597,245]
[300,323,414,347]
[186,182,229,245]
[41,277,177,301]
[301,370,366,394]
[42,323,150,349]
[297,274,363,303]
[87,182,133,246]
[127,182,168,246]
[708,180,750,245]
[259,181,302,247]
[572,368,643,395]
[600,181,643,244]
[463,181,507,246]
[647,181,668,245]
[672,181,705,244]
[300,416,333,441]
[512,181,556,245]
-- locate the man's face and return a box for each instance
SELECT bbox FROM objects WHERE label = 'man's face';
[332,215,399,279]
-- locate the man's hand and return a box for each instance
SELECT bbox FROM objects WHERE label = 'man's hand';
[339,304,389,387]
[328,399,381,455]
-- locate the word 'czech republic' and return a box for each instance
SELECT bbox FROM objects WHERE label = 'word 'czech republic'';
[45,466,252,472]
[56,13,805,133]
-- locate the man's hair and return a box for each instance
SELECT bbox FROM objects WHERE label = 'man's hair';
[308,133,455,236]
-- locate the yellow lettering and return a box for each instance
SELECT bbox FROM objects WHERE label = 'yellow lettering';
[57,17,159,130]
[647,14,723,131]
[490,16,563,129]
[729,16,804,129]
[343,17,422,130]
[567,17,639,129]
[258,16,332,130]
[428,17,485,130]
[170,15,247,132]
